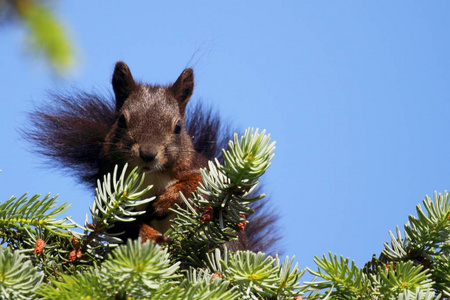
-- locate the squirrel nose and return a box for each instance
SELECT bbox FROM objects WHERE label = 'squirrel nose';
[139,147,157,163]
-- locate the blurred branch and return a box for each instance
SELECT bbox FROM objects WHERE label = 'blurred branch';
[0,0,75,75]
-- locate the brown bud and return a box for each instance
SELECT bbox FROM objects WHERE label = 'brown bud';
[34,238,45,254]
[68,250,77,263]
[237,214,247,231]
[202,205,214,222]
[71,237,80,248]
[210,272,222,283]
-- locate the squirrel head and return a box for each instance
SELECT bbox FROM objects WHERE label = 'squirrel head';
[102,61,196,174]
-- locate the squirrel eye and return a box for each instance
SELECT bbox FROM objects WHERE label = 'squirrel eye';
[174,120,182,134]
[113,114,128,142]
[117,114,127,129]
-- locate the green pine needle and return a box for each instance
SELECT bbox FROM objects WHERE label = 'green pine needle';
[0,193,74,242]
[306,253,370,298]
[0,248,43,300]
[373,261,433,295]
[206,248,304,299]
[167,128,275,264]
[88,164,153,240]
[101,238,180,297]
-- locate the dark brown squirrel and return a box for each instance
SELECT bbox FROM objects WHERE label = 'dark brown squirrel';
[25,61,279,252]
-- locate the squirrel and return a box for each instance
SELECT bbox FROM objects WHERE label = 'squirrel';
[24,61,279,252]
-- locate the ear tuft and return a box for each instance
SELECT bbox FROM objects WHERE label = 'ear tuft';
[112,61,136,111]
[171,68,194,110]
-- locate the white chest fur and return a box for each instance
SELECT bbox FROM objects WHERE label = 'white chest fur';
[136,171,174,210]
[137,171,175,235]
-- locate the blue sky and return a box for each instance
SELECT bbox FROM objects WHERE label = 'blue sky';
[1,1,450,275]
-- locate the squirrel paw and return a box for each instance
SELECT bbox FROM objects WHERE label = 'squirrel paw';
[138,222,171,244]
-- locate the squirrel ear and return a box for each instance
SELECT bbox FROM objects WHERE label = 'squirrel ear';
[112,61,136,111]
[171,68,194,111]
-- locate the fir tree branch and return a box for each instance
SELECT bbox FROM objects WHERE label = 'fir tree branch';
[383,191,450,263]
[304,255,442,299]
[37,271,108,300]
[378,191,450,297]
[0,193,75,250]
[153,268,241,300]
[167,128,275,265]
[304,190,450,299]
[38,239,180,299]
[5,127,450,299]
[305,253,371,299]
[0,248,44,300]
[100,238,180,299]
[433,255,450,297]
[396,289,443,300]
[205,248,304,299]
[369,261,434,297]
[79,164,153,257]
[90,164,153,227]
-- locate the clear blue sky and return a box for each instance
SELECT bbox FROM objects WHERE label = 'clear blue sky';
[1,1,450,275]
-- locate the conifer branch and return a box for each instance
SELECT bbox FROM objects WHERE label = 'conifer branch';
[383,191,450,262]
[9,127,450,299]
[0,129,303,299]
[204,248,304,299]
[0,193,74,242]
[90,164,153,228]
[0,248,44,300]
[167,128,275,265]
[38,239,179,299]
[370,261,433,296]
[304,191,450,299]
[305,253,370,299]
[77,164,154,260]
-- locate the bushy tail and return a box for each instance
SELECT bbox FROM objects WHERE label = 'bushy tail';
[22,90,116,187]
